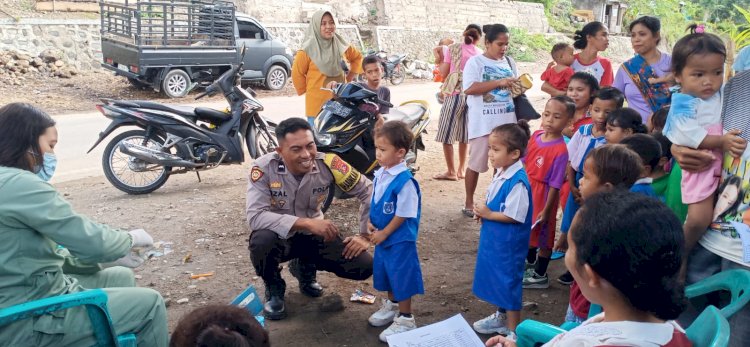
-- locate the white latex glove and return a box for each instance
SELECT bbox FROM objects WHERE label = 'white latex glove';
[128,229,154,248]
[102,252,145,268]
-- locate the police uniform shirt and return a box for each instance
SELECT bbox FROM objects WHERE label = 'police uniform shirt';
[373,162,418,219]
[485,160,529,223]
[246,152,373,239]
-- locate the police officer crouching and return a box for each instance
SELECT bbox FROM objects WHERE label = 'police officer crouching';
[246,118,374,320]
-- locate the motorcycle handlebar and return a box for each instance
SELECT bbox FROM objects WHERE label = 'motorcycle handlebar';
[378,99,393,108]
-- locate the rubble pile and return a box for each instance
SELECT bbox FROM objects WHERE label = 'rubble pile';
[0,49,79,85]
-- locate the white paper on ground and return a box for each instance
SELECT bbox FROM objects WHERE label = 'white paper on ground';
[386,314,485,347]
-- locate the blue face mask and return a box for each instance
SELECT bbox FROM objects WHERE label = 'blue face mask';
[36,152,57,181]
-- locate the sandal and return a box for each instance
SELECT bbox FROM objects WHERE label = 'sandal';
[432,173,459,181]
[461,208,475,218]
[551,251,565,260]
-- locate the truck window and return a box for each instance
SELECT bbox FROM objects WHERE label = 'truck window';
[238,21,264,40]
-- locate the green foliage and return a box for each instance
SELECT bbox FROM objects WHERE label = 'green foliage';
[696,0,750,23]
[728,5,750,49]
[508,28,554,62]
[623,0,702,47]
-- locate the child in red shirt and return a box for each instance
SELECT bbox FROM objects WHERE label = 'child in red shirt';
[522,96,575,289]
[541,43,575,97]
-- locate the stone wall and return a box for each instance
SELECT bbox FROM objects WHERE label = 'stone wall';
[377,27,462,62]
[0,18,102,71]
[379,0,549,34]
[265,23,363,51]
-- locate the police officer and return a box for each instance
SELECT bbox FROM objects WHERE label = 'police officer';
[246,118,373,320]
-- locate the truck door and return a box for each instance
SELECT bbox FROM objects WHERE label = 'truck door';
[237,19,271,79]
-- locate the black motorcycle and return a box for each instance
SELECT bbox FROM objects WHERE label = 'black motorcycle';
[88,47,278,194]
[314,83,430,211]
[357,50,408,85]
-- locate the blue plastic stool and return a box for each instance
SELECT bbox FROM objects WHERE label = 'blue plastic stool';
[0,289,135,347]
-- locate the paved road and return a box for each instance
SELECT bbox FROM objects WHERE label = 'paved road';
[52,75,545,183]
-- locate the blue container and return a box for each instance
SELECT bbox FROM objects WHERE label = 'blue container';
[230,284,265,326]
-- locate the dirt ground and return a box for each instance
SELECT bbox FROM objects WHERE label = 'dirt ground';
[0,68,305,115]
[56,114,570,346]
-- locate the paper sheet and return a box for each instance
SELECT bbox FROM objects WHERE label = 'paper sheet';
[386,314,485,347]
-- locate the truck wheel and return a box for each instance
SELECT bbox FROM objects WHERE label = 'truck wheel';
[265,65,287,90]
[162,69,191,98]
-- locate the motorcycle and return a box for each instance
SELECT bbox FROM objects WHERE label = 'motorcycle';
[87,46,278,194]
[357,50,408,85]
[314,82,430,211]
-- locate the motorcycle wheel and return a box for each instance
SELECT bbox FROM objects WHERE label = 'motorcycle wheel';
[390,63,406,85]
[246,123,277,159]
[102,129,171,195]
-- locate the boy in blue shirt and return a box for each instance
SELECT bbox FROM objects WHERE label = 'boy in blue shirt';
[367,121,423,342]
[621,134,661,198]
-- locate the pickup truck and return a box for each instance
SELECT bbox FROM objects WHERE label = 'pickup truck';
[99,0,294,98]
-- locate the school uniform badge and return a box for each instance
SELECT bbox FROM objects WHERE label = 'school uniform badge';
[383,202,395,214]
[250,166,264,182]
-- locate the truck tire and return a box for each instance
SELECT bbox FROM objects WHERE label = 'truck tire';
[265,65,287,91]
[162,69,191,98]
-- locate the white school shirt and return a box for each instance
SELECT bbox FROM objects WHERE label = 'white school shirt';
[373,162,418,218]
[462,54,518,140]
[485,160,529,223]
[543,313,688,347]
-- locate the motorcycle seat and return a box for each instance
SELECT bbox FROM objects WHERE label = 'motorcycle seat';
[195,107,231,123]
[125,100,197,118]
[387,104,425,127]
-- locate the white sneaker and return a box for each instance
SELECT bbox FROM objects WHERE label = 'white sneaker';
[379,315,417,342]
[473,311,511,335]
[368,299,399,327]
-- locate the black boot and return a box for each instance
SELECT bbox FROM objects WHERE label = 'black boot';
[263,278,287,320]
[289,258,323,297]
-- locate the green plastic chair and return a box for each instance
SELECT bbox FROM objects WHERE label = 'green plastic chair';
[0,289,135,347]
[517,305,730,347]
[685,268,750,319]
[685,305,730,347]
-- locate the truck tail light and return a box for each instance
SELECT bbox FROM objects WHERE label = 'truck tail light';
[130,65,139,73]
[105,58,113,65]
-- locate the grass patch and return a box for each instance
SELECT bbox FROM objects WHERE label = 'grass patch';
[509,28,554,62]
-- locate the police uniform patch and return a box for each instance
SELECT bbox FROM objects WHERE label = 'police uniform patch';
[278,200,286,208]
[270,181,282,189]
[330,156,350,175]
[250,166,264,182]
[324,153,361,192]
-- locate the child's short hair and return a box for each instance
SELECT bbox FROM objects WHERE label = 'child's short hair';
[586,144,643,189]
[652,132,673,160]
[606,108,647,134]
[491,120,531,155]
[650,106,669,132]
[362,55,381,70]
[671,24,726,76]
[170,304,270,347]
[551,42,571,61]
[549,95,577,119]
[571,190,686,320]
[593,87,625,108]
[374,121,413,151]
[620,133,662,170]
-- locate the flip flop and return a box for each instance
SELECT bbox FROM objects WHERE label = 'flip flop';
[551,251,565,260]
[432,173,459,181]
[461,208,475,218]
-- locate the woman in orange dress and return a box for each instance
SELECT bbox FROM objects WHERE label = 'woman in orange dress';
[292,10,363,125]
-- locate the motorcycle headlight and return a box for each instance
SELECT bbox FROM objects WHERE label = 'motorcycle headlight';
[316,133,335,146]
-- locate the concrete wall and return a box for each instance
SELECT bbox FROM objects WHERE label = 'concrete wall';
[0,18,102,70]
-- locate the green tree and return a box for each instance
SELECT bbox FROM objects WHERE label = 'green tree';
[624,0,701,46]
[696,0,750,23]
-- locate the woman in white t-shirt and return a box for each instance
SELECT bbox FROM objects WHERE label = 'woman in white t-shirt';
[461,23,519,216]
